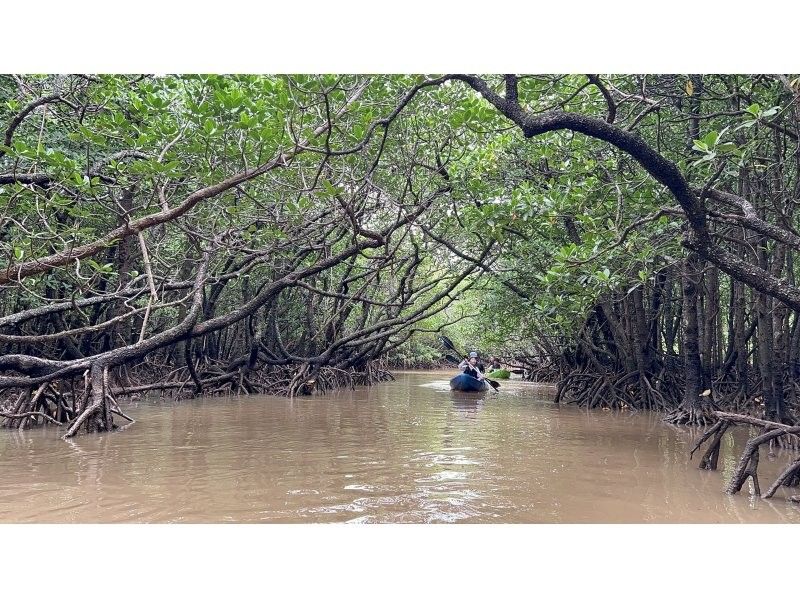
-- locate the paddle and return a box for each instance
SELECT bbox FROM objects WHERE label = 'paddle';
[439,336,500,392]
[438,335,459,355]
[484,378,501,392]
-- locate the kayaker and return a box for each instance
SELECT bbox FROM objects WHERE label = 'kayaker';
[458,352,485,380]
[488,357,502,372]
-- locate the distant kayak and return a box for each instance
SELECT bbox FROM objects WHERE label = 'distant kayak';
[487,369,511,379]
[449,373,489,392]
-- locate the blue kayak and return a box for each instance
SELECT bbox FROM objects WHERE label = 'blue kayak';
[449,373,488,392]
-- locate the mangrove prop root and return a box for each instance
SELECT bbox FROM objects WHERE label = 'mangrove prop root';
[62,365,116,439]
[665,404,717,427]
[1,383,57,428]
[688,410,800,499]
[556,368,677,413]
[764,457,800,499]
[0,410,63,425]
[2,358,394,439]
[726,427,798,495]
[689,420,730,470]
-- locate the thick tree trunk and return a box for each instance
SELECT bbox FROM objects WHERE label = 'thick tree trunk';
[666,252,715,424]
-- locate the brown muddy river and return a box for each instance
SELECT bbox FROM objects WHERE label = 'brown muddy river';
[1,370,799,523]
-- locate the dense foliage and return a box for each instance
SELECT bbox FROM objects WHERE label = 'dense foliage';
[2,75,800,449]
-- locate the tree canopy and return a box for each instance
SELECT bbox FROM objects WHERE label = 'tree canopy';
[2,74,800,442]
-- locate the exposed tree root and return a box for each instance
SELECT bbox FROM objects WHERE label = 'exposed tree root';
[555,368,674,412]
[63,365,117,438]
[725,429,785,495]
[664,393,718,426]
[690,411,800,500]
[764,457,800,499]
[1,358,394,439]
[689,420,730,470]
[0,409,63,426]
[1,382,66,429]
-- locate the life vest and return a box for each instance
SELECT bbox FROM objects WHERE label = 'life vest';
[463,365,481,379]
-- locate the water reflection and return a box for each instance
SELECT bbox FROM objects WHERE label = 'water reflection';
[1,371,799,523]
[449,393,485,417]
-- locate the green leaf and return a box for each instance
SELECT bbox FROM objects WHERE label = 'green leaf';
[318,180,340,197]
[716,142,739,155]
[745,103,761,117]
[701,131,719,147]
